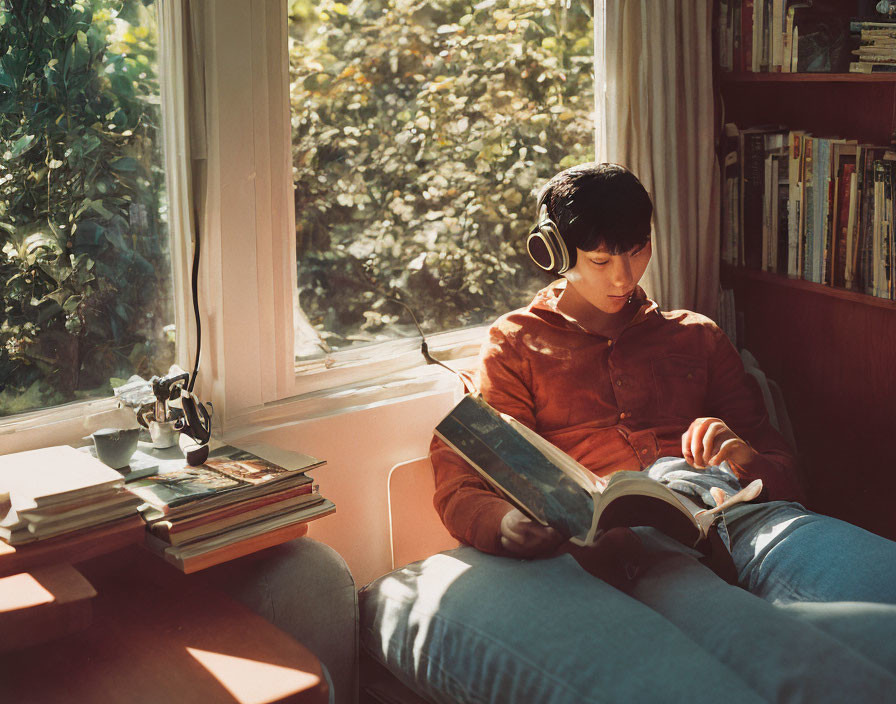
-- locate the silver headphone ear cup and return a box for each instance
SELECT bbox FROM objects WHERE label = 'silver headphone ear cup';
[539,220,570,274]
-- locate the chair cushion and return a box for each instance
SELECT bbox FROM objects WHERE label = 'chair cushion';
[358,547,766,704]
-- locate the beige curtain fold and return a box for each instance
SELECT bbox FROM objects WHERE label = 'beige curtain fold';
[595,0,719,317]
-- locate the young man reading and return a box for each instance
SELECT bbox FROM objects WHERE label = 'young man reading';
[410,163,896,702]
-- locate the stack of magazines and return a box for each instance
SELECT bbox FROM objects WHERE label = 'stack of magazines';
[131,443,333,572]
[0,446,142,546]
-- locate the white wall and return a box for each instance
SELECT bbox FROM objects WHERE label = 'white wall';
[228,388,457,588]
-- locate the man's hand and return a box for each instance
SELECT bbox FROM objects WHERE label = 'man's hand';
[500,508,565,557]
[682,417,757,470]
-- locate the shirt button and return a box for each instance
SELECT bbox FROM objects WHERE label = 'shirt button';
[615,379,623,387]
[619,412,627,419]
[607,339,613,347]
[641,448,648,455]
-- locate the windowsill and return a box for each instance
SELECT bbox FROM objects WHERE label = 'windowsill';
[290,325,487,398]
[222,353,473,441]
[0,327,484,453]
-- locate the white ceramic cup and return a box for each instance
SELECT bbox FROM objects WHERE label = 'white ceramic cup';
[148,419,179,449]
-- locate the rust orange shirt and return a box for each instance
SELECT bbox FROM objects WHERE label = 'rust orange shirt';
[430,280,807,555]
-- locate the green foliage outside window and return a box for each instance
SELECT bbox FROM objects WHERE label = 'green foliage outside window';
[0,0,173,417]
[289,0,594,354]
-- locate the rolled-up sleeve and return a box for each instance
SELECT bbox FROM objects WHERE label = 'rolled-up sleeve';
[430,323,538,555]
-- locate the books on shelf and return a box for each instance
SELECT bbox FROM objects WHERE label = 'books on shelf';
[720,1,868,74]
[721,122,896,299]
[434,395,762,550]
[0,446,142,546]
[136,443,333,572]
[850,18,896,72]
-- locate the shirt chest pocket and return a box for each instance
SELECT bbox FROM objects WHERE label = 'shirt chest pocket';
[651,355,708,421]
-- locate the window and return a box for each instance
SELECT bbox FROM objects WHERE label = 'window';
[0,0,174,418]
[288,0,594,362]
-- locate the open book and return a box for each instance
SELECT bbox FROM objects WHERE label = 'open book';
[435,395,763,549]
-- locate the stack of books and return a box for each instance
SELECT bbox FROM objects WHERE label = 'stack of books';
[850,19,896,73]
[132,444,334,572]
[0,446,142,546]
[721,122,896,299]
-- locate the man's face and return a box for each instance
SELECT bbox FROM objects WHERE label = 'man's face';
[563,241,652,315]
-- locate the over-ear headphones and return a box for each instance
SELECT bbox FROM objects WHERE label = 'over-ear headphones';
[526,203,570,275]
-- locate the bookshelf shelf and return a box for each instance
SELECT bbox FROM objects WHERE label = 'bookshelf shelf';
[722,266,896,312]
[722,72,896,84]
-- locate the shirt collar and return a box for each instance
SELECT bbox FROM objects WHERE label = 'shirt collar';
[529,279,659,332]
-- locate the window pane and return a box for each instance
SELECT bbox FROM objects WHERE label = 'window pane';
[0,0,174,416]
[289,0,594,359]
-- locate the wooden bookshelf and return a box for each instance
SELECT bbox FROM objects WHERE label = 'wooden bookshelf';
[717,7,896,540]
[722,265,896,311]
[725,265,896,541]
[722,72,896,83]
[720,77,896,145]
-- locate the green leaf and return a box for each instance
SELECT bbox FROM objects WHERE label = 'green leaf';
[62,295,81,313]
[109,157,138,172]
[39,288,69,307]
[89,200,116,220]
[10,134,35,158]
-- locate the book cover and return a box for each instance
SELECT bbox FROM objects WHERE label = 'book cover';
[128,467,243,511]
[129,444,319,520]
[434,395,762,549]
[0,446,124,510]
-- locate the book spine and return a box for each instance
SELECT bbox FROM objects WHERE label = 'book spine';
[802,137,815,281]
[763,152,774,270]
[834,162,856,289]
[851,147,866,291]
[873,161,884,297]
[860,150,880,294]
[776,154,790,273]
[743,132,766,269]
[787,132,802,275]
[771,0,785,71]
[817,139,832,285]
[743,0,754,71]
[733,0,743,72]
[850,61,896,72]
[885,161,894,298]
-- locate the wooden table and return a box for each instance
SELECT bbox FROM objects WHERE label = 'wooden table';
[0,529,329,704]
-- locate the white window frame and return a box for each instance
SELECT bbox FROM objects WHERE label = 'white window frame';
[0,0,510,449]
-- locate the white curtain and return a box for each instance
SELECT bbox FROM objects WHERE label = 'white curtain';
[594,0,719,317]
[158,0,207,376]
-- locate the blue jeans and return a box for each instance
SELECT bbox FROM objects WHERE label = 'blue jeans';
[360,464,896,703]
